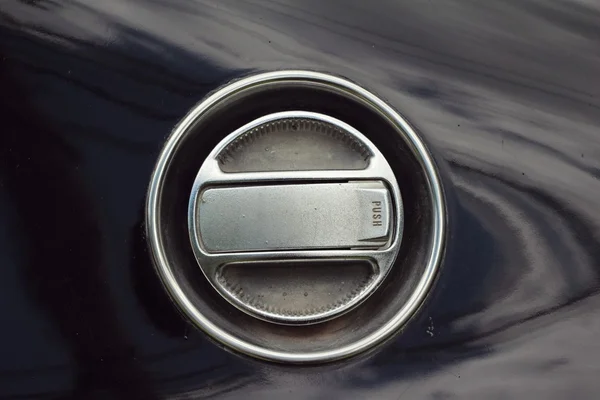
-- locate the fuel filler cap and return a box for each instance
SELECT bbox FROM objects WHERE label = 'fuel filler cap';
[189,111,403,324]
[146,71,445,363]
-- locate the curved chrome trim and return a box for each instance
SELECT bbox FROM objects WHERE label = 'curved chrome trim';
[146,70,446,363]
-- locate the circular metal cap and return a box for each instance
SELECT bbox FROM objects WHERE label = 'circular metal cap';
[188,111,403,324]
[146,71,446,363]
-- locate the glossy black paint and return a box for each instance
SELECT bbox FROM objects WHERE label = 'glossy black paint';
[1,0,600,398]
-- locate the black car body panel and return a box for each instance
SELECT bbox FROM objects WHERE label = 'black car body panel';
[1,0,600,398]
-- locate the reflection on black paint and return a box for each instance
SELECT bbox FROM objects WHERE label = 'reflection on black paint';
[0,26,157,400]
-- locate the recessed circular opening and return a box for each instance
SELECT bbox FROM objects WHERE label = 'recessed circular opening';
[146,71,446,363]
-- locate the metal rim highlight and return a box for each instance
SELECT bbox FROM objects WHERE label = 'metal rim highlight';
[146,70,446,363]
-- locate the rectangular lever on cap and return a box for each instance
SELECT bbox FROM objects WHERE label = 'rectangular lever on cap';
[196,181,392,253]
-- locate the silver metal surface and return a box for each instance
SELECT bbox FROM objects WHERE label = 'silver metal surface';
[196,181,391,253]
[216,258,375,323]
[218,116,370,172]
[188,111,402,324]
[146,70,446,363]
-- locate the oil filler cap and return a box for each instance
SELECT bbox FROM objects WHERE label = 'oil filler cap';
[146,71,446,363]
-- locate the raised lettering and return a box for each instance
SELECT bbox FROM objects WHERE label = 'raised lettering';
[371,201,383,227]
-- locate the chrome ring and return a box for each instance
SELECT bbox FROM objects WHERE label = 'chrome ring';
[146,70,446,363]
